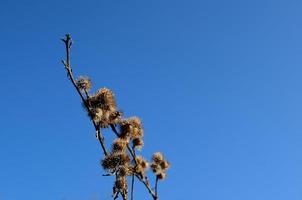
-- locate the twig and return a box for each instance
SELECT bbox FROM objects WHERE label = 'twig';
[131,174,134,200]
[62,34,160,200]
[61,34,108,156]
[155,176,159,197]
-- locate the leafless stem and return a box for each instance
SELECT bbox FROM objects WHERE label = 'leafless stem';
[131,174,134,200]
[62,34,160,200]
[61,34,108,156]
[155,176,159,197]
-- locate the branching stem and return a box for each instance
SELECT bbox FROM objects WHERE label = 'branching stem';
[61,34,108,156]
[61,34,159,200]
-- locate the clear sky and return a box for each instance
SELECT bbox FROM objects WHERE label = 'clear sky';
[0,0,302,199]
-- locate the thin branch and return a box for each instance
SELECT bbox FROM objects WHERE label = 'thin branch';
[131,174,134,200]
[62,34,160,200]
[61,34,108,156]
[136,175,158,200]
[155,176,159,197]
[130,146,136,200]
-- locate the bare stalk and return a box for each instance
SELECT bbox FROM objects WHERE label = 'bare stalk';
[61,34,162,200]
[61,34,108,156]
[155,176,159,197]
[131,174,134,200]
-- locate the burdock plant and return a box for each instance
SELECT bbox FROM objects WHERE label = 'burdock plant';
[61,34,170,200]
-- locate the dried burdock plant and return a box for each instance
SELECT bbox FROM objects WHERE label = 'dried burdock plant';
[61,34,170,200]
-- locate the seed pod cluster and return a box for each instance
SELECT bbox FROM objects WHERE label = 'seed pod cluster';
[151,152,170,180]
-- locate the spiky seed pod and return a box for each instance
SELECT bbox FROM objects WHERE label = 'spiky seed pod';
[119,117,144,139]
[118,164,132,177]
[76,76,92,92]
[160,160,170,170]
[129,117,141,127]
[101,152,130,171]
[115,152,131,166]
[135,156,149,176]
[135,156,143,164]
[119,120,132,139]
[112,138,128,153]
[132,137,144,150]
[157,172,166,180]
[86,88,116,112]
[128,117,144,138]
[109,111,123,125]
[96,88,116,111]
[101,154,120,170]
[141,159,149,169]
[115,176,128,191]
[151,163,161,174]
[152,152,164,164]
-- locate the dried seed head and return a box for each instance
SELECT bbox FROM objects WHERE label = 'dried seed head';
[128,117,144,138]
[157,171,166,180]
[119,117,144,139]
[152,152,164,163]
[101,152,130,171]
[160,160,170,170]
[87,88,116,112]
[115,152,131,166]
[141,159,149,169]
[76,76,92,92]
[119,120,132,139]
[115,176,128,191]
[96,88,116,111]
[135,156,149,175]
[101,154,119,170]
[151,163,161,174]
[118,165,132,176]
[132,137,144,150]
[151,152,170,179]
[112,138,128,153]
[109,111,123,125]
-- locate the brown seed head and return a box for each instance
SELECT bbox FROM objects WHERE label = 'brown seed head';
[132,137,144,150]
[112,138,128,153]
[118,164,132,176]
[76,76,92,92]
[152,152,164,163]
[157,171,166,180]
[101,154,119,170]
[151,163,161,174]
[115,176,127,190]
[160,160,170,170]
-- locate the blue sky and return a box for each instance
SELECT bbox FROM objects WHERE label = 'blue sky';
[0,0,302,199]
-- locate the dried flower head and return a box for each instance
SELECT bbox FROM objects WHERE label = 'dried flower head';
[101,152,130,171]
[118,164,133,177]
[135,156,149,176]
[119,117,144,139]
[160,160,170,170]
[109,111,123,125]
[119,120,132,139]
[112,138,128,153]
[96,88,116,111]
[151,163,161,174]
[151,152,170,180]
[132,137,144,150]
[152,152,164,164]
[86,87,116,111]
[76,76,92,92]
[115,176,128,191]
[157,171,166,180]
[128,117,144,138]
[101,154,119,170]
